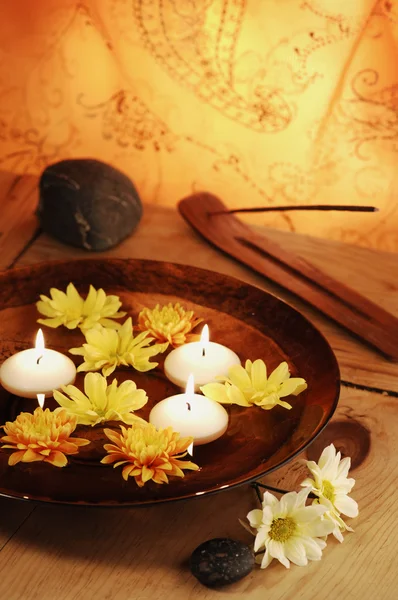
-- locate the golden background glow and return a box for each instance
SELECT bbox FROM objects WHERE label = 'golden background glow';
[1,0,398,250]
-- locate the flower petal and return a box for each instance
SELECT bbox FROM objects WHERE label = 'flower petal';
[318,444,336,470]
[262,491,279,510]
[8,451,25,466]
[279,378,307,398]
[334,494,359,518]
[280,491,299,516]
[45,451,68,468]
[260,549,273,569]
[37,317,65,328]
[268,540,290,569]
[227,364,252,390]
[201,383,231,405]
[284,538,308,567]
[227,384,251,407]
[84,372,108,411]
[254,526,269,553]
[267,362,290,386]
[247,508,263,529]
[250,360,267,391]
[337,456,351,480]
[300,536,324,561]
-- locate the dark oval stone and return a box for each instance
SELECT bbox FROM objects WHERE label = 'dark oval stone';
[37,159,142,251]
[190,538,254,588]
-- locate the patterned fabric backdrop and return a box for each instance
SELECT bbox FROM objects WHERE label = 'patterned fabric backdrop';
[1,0,398,250]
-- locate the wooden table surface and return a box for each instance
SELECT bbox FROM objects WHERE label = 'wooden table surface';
[0,173,397,600]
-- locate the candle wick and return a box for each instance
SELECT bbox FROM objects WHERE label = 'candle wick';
[202,347,206,357]
[186,402,191,412]
[36,354,43,365]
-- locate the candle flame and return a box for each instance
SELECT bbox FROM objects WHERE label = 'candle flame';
[35,329,45,352]
[185,373,195,397]
[200,324,209,357]
[37,393,45,409]
[35,329,45,364]
[187,442,194,456]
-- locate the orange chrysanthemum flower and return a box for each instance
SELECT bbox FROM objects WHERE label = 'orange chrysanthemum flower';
[0,407,90,468]
[101,423,199,486]
[138,303,203,347]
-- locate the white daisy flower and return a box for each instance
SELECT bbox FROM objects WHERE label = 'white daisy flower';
[247,487,334,569]
[301,443,359,542]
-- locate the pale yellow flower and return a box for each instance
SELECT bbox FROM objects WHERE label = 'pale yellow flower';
[247,488,334,569]
[138,303,203,347]
[101,423,199,486]
[53,372,148,426]
[301,443,359,542]
[37,282,126,331]
[0,407,90,468]
[201,359,307,410]
[69,318,168,377]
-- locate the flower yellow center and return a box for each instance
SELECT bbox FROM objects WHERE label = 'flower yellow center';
[322,480,335,502]
[269,517,296,542]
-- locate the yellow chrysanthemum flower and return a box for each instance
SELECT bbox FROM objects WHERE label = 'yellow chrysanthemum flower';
[53,372,148,427]
[0,407,90,468]
[69,318,168,377]
[201,359,307,410]
[37,282,126,331]
[101,423,199,486]
[138,303,203,347]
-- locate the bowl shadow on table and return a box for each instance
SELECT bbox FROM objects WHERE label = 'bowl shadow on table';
[0,485,258,574]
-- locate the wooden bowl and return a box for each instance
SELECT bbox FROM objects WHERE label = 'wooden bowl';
[0,259,340,506]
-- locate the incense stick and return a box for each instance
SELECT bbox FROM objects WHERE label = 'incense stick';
[209,204,378,216]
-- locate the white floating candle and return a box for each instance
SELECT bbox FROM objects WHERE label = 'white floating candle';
[149,374,229,445]
[164,325,240,390]
[0,330,76,399]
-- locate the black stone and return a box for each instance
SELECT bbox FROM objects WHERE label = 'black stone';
[190,538,254,588]
[37,159,143,251]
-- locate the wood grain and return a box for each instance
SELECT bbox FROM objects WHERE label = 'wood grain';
[0,172,39,270]
[0,386,396,600]
[0,499,35,552]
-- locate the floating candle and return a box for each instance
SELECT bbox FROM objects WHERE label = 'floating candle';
[149,374,229,445]
[164,325,240,390]
[0,330,76,399]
